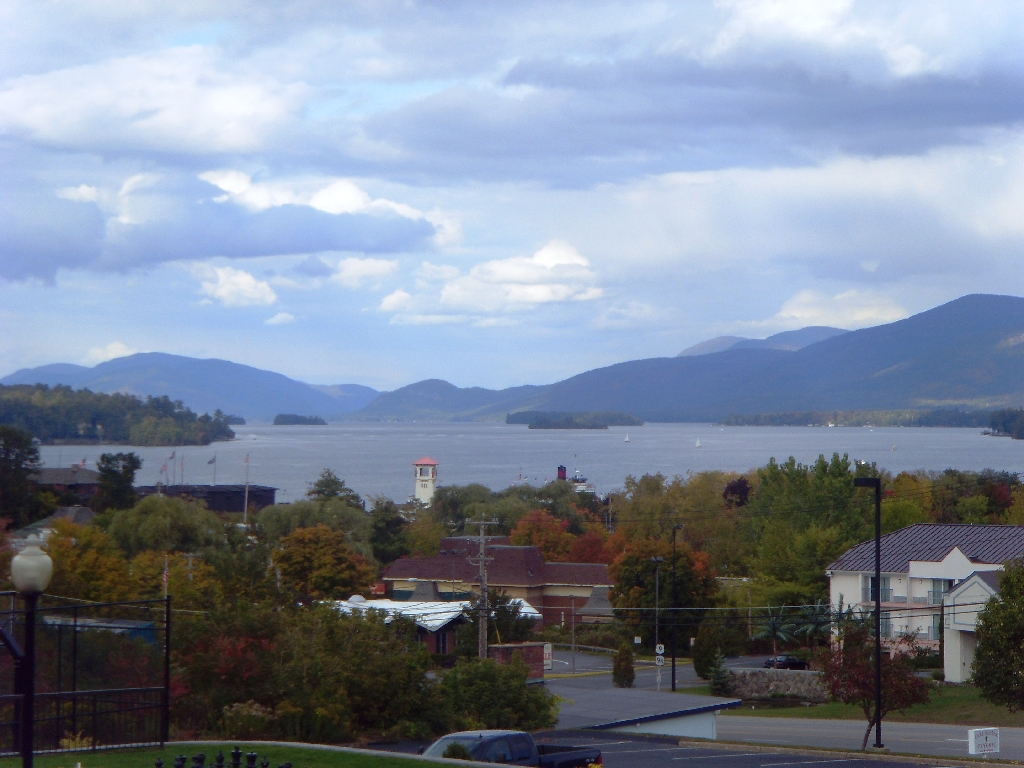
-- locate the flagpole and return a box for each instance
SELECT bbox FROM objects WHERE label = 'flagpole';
[181,455,184,486]
[243,454,250,525]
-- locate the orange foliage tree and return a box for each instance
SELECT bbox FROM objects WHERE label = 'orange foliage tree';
[509,510,575,561]
[275,524,376,602]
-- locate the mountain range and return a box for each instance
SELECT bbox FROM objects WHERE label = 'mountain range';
[0,353,378,421]
[5,294,1024,423]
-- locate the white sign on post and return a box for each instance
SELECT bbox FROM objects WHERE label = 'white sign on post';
[969,728,999,755]
[655,655,665,667]
[543,643,553,671]
[634,636,642,644]
[655,644,665,655]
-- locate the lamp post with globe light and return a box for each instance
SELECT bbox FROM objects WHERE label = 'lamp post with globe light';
[10,534,53,768]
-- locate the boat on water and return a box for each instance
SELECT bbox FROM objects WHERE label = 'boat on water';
[624,433,630,443]
[695,438,701,448]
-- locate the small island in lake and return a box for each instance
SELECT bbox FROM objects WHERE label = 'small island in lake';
[506,410,643,430]
[273,414,328,426]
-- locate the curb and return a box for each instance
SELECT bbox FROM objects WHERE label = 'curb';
[162,741,494,768]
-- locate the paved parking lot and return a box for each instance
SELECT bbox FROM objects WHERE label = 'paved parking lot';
[535,734,946,768]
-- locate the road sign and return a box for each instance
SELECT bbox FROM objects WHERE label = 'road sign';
[655,655,665,666]
[969,728,999,755]
[655,644,665,655]
[634,636,642,644]
[543,643,553,671]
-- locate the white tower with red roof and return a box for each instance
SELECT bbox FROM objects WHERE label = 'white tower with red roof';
[413,456,439,504]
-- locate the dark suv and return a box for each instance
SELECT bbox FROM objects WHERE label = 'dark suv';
[764,654,809,670]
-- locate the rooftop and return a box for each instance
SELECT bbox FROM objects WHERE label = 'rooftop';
[828,523,1024,573]
[30,467,100,485]
[413,456,439,466]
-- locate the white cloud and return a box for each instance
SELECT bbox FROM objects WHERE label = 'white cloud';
[198,171,460,246]
[439,240,603,312]
[199,266,277,307]
[84,341,136,365]
[594,301,662,329]
[768,289,908,329]
[332,257,399,288]
[417,262,460,281]
[389,313,468,325]
[380,289,414,312]
[57,184,98,202]
[0,47,306,153]
[265,312,296,325]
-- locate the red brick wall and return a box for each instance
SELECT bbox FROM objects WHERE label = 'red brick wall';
[488,642,546,679]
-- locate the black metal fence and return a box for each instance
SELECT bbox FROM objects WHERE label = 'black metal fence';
[0,593,171,755]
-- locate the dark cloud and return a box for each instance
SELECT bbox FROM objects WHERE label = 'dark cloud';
[293,255,334,277]
[362,59,1024,185]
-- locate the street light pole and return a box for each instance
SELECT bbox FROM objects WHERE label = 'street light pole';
[671,524,684,692]
[855,476,883,750]
[10,535,54,768]
[650,556,664,691]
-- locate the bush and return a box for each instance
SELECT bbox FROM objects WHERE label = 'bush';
[222,700,277,739]
[442,743,474,760]
[931,670,945,682]
[443,655,558,731]
[613,643,635,688]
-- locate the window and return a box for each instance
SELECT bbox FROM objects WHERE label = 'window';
[485,740,512,763]
[510,736,533,762]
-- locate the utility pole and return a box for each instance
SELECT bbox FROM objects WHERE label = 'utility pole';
[467,520,496,658]
[855,476,883,750]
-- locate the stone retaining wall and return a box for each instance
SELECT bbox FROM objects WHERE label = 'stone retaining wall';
[728,668,828,703]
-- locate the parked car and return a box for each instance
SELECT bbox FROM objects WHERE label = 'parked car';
[421,730,602,767]
[763,654,810,670]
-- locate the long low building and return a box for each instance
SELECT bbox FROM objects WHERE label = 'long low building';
[135,483,276,512]
[382,536,613,626]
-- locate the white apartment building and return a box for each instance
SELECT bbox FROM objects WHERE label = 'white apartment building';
[943,570,1002,683]
[827,524,1024,661]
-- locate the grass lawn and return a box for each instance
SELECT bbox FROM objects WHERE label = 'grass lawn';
[692,683,1024,727]
[0,744,427,768]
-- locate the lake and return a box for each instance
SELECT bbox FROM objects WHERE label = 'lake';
[36,423,1024,504]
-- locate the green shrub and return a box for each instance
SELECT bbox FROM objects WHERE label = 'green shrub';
[443,743,474,760]
[708,651,732,697]
[613,642,635,688]
[443,655,558,730]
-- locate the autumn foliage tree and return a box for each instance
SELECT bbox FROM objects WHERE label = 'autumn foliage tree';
[510,510,575,561]
[973,558,1024,709]
[275,524,376,602]
[820,624,930,750]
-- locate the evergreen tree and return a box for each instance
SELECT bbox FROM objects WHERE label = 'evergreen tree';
[0,426,39,527]
[93,452,141,511]
[708,650,731,696]
[613,642,635,688]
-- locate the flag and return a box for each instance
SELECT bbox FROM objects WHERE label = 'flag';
[169,451,176,460]
[208,455,216,465]
[162,567,169,586]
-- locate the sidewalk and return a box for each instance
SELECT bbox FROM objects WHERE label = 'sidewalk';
[719,716,1024,762]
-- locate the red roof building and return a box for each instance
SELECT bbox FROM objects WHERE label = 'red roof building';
[382,536,613,626]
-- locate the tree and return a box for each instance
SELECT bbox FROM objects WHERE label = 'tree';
[708,650,731,696]
[258,498,374,559]
[457,590,538,653]
[443,656,558,730]
[307,469,364,509]
[692,616,748,679]
[612,642,635,688]
[820,625,930,750]
[93,452,141,511]
[275,524,376,602]
[107,495,225,557]
[973,558,1024,709]
[754,606,796,658]
[0,426,39,527]
[796,600,833,654]
[370,497,410,565]
[509,510,575,561]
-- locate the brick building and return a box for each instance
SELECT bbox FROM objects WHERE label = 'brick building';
[383,536,613,626]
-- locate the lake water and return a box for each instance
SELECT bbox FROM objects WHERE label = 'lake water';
[36,423,1024,504]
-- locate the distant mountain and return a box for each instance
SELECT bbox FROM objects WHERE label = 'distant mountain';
[677,336,748,356]
[347,294,1024,422]
[678,326,846,356]
[1,353,380,421]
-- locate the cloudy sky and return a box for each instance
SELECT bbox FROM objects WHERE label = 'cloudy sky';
[2,1,1024,390]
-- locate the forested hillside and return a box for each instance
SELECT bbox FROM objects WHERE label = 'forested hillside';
[0,384,236,445]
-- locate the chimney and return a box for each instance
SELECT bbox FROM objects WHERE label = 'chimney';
[557,465,567,481]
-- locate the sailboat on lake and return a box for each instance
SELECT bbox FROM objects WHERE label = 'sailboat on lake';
[695,438,701,448]
[624,433,630,443]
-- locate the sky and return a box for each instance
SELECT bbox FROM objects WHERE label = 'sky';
[3,1,1024,391]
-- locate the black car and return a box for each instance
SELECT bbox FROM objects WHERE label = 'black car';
[421,730,602,767]
[764,654,809,670]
